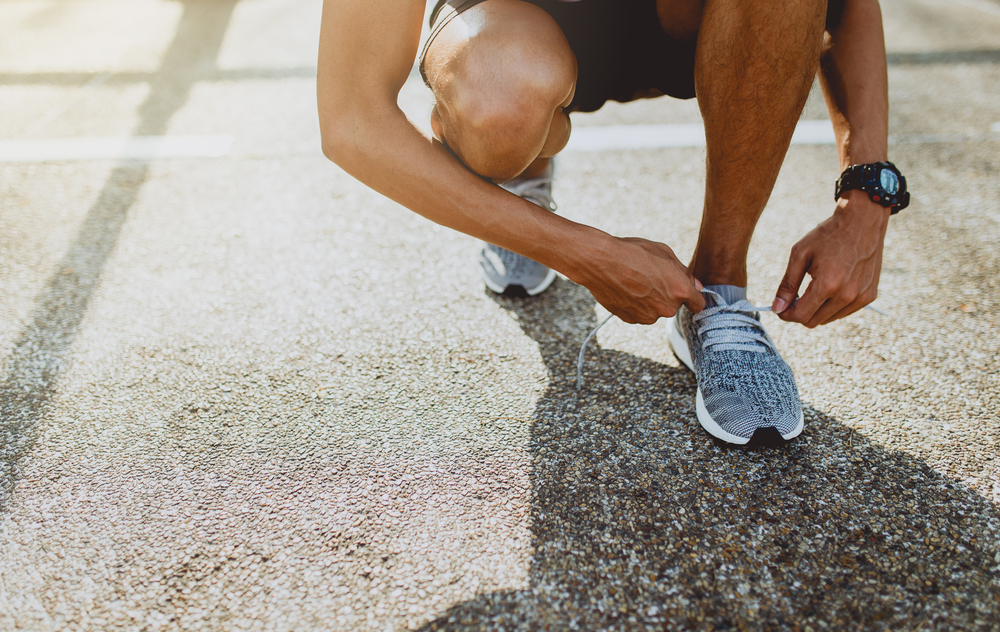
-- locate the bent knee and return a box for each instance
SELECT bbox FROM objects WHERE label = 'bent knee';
[441,55,575,178]
[427,2,576,179]
[448,28,575,124]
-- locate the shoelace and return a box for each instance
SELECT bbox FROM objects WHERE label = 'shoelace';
[575,293,888,389]
[693,293,775,354]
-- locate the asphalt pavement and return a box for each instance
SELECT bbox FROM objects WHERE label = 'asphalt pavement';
[1,0,999,630]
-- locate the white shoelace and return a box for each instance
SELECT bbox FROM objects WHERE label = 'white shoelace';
[575,294,888,389]
[693,296,775,354]
[576,313,614,390]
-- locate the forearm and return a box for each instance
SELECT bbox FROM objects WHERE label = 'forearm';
[819,0,889,170]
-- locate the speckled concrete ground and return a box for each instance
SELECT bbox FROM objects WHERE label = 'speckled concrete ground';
[1,0,998,630]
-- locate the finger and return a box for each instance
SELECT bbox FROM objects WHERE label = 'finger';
[615,307,658,326]
[685,285,706,313]
[774,245,810,316]
[615,311,639,325]
[822,299,866,326]
[822,287,876,325]
[678,271,705,313]
[823,257,882,325]
[782,277,833,327]
[807,294,852,328]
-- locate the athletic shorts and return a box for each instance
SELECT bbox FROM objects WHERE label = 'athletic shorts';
[419,0,846,113]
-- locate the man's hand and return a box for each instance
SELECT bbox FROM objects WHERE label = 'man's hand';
[571,235,706,325]
[772,190,890,328]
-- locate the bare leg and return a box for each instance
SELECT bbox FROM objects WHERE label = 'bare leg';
[689,0,828,286]
[423,0,577,182]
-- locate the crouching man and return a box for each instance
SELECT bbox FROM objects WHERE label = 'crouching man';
[317,0,909,446]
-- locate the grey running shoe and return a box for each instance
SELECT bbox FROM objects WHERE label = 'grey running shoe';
[479,162,558,297]
[668,285,804,447]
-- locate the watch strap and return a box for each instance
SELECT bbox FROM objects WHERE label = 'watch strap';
[835,162,909,214]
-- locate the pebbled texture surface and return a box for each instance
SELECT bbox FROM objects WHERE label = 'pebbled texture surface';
[1,0,999,630]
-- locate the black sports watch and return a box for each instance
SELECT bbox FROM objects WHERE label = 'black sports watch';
[835,161,910,214]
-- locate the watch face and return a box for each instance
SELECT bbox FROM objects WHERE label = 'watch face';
[880,169,899,195]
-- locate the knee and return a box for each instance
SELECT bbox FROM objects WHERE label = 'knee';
[434,18,576,179]
[457,60,569,132]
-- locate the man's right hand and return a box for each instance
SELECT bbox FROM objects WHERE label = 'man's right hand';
[569,235,706,324]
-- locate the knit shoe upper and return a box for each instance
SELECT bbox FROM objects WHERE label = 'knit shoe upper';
[668,285,803,446]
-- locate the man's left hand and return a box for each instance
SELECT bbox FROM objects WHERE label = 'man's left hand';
[772,189,891,328]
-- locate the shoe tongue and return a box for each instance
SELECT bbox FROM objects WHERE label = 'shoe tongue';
[704,284,748,307]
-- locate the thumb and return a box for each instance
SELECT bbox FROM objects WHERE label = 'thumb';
[774,249,808,315]
[686,277,707,313]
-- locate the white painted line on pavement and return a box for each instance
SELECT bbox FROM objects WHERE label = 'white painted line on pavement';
[566,124,706,151]
[565,121,1000,152]
[790,120,839,145]
[565,120,836,152]
[7,121,992,163]
[0,135,232,163]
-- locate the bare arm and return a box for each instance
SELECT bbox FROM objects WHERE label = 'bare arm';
[774,0,893,327]
[821,0,890,171]
[317,0,576,259]
[317,0,704,323]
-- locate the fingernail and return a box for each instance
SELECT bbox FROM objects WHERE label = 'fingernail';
[695,279,704,291]
[772,298,787,313]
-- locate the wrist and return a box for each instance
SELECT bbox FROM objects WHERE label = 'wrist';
[508,203,612,285]
[835,161,909,214]
[835,188,891,230]
[546,224,617,287]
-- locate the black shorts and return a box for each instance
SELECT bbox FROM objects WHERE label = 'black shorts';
[420,0,845,114]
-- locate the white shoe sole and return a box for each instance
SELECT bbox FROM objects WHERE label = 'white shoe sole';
[667,317,803,445]
[480,266,557,297]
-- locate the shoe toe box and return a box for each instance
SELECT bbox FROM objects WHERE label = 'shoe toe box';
[700,356,802,439]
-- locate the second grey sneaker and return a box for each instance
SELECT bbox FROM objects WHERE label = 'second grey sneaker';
[478,162,558,298]
[668,285,803,447]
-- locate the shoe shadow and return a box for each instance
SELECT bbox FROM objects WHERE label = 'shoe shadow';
[417,279,1000,630]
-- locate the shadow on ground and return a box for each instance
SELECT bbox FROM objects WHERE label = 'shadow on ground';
[419,280,1000,631]
[0,0,239,510]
